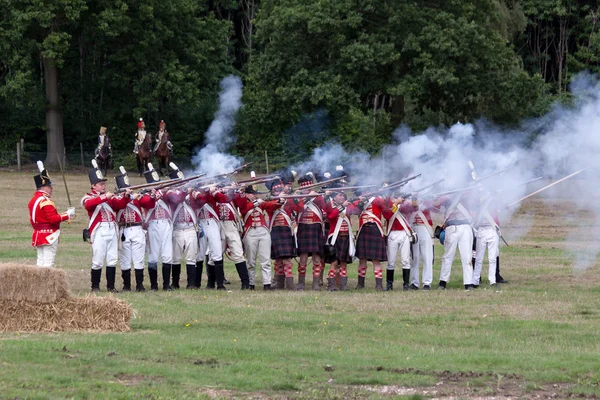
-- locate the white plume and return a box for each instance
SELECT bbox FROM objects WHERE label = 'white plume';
[91,159,98,169]
[119,166,126,175]
[147,163,154,170]
[250,171,256,178]
[169,162,178,170]
[36,161,44,172]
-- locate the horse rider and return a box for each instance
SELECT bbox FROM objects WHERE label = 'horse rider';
[133,118,147,154]
[96,126,112,158]
[153,120,173,156]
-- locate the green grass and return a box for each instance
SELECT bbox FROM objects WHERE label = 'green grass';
[1,171,600,398]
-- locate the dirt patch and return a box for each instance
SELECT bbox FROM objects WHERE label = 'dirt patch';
[365,367,595,399]
[113,373,163,386]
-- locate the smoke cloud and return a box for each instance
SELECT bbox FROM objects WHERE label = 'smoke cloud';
[288,72,600,269]
[192,75,243,176]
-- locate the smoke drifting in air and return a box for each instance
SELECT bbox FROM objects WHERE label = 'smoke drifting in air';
[192,75,243,176]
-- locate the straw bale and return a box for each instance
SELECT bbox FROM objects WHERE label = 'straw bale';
[0,296,132,333]
[0,263,70,303]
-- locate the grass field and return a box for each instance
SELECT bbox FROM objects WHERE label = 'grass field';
[1,169,600,399]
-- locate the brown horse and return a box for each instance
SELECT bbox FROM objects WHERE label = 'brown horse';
[136,133,152,176]
[155,132,171,176]
[95,136,113,176]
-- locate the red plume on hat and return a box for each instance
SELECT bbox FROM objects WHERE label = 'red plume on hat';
[137,118,144,129]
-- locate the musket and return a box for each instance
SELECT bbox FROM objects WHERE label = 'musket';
[294,176,345,191]
[412,178,445,195]
[117,174,205,193]
[506,169,585,208]
[359,174,422,198]
[472,162,516,183]
[318,185,378,193]
[236,173,280,184]
[265,193,320,200]
[431,184,480,198]
[493,177,543,194]
[55,155,72,208]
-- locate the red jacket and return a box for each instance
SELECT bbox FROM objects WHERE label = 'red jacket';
[266,199,301,229]
[113,194,156,225]
[296,195,327,224]
[383,200,415,232]
[81,191,129,235]
[238,197,280,235]
[28,190,69,246]
[192,190,229,221]
[165,189,197,224]
[325,202,360,236]
[356,196,389,234]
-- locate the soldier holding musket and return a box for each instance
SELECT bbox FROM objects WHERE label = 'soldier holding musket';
[82,160,129,292]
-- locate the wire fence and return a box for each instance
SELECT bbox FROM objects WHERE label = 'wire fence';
[0,146,292,176]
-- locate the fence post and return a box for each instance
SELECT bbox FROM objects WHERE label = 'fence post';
[16,142,21,171]
[264,149,269,174]
[80,143,84,167]
[20,138,24,152]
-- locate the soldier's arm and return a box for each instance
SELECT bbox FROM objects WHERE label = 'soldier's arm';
[39,202,70,223]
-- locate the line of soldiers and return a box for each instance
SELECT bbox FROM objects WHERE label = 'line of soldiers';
[29,161,504,292]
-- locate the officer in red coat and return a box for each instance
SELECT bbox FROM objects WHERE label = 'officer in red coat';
[28,161,76,267]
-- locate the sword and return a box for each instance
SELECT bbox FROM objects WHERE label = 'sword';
[56,154,73,224]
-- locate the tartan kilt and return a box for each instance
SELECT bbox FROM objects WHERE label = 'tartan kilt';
[330,234,353,264]
[296,223,324,256]
[270,226,296,260]
[355,223,387,261]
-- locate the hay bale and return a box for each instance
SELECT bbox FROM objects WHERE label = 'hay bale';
[0,263,71,303]
[0,296,133,332]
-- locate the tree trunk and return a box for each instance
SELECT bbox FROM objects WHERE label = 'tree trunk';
[43,57,65,167]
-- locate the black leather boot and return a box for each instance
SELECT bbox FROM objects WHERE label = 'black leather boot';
[171,264,181,289]
[186,264,197,289]
[215,259,227,290]
[205,262,216,289]
[356,276,365,289]
[91,269,102,292]
[135,269,146,291]
[384,269,394,291]
[402,269,410,291]
[106,266,119,293]
[121,269,131,292]
[162,263,172,291]
[148,264,158,291]
[195,261,203,288]
[235,261,250,289]
[496,256,507,283]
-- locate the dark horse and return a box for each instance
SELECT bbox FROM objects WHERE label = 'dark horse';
[155,133,171,176]
[136,133,152,176]
[95,136,113,176]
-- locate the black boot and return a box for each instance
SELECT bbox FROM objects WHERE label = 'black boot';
[148,264,158,291]
[195,261,203,288]
[356,276,365,290]
[121,269,132,292]
[162,263,172,291]
[186,264,197,289]
[91,269,102,292]
[171,264,181,289]
[235,261,250,289]
[384,269,394,291]
[205,263,216,289]
[402,269,410,291]
[215,259,227,290]
[106,266,119,293]
[496,256,507,283]
[135,269,146,292]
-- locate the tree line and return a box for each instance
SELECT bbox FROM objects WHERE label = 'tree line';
[1,0,598,167]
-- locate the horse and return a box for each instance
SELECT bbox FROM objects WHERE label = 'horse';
[136,133,152,176]
[95,136,113,176]
[155,132,171,176]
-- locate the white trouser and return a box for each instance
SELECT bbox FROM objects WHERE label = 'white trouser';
[243,226,271,285]
[172,226,198,265]
[222,220,245,263]
[91,222,118,270]
[386,230,411,271]
[473,226,499,285]
[148,219,173,264]
[119,226,146,271]
[36,241,59,268]
[199,218,223,262]
[439,224,473,285]
[411,225,434,286]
